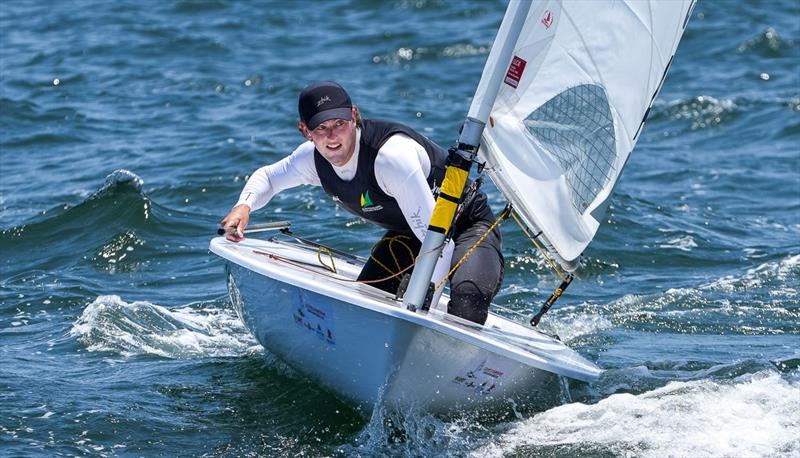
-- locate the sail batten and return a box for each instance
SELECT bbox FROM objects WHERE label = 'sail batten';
[477,0,695,270]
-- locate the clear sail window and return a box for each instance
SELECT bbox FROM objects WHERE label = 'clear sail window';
[523,84,616,212]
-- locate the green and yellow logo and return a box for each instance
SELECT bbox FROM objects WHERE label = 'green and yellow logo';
[360,191,372,207]
[360,191,383,212]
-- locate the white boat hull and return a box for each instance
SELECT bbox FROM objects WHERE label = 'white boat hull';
[212,236,601,414]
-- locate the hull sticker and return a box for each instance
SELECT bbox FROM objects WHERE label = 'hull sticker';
[451,354,513,395]
[293,300,336,346]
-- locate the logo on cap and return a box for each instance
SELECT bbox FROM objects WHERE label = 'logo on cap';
[316,96,331,107]
[299,81,353,130]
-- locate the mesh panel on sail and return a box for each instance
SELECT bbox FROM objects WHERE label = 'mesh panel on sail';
[523,84,616,212]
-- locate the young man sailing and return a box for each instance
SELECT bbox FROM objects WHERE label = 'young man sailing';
[220,81,503,324]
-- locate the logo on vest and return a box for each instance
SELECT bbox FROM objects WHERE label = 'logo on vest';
[360,191,383,212]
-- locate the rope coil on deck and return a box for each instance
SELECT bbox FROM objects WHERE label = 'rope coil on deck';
[254,202,570,305]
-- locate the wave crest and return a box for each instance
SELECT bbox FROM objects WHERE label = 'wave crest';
[90,169,145,199]
[70,295,258,358]
[737,27,797,57]
[474,369,800,458]
[660,95,739,130]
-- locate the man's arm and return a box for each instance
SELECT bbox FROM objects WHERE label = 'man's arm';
[220,142,319,241]
[375,134,454,310]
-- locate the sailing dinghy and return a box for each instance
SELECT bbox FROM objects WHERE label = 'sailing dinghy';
[213,229,599,413]
[210,0,694,413]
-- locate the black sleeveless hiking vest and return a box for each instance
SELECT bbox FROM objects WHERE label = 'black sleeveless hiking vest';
[314,119,447,234]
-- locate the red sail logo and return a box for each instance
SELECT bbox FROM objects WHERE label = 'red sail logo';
[541,10,553,29]
[504,56,527,89]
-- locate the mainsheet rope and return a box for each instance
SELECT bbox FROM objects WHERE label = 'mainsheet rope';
[256,203,567,289]
[507,210,567,282]
[255,235,423,285]
[434,204,510,290]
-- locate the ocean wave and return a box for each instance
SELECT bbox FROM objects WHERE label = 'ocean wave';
[1,168,147,234]
[736,27,798,57]
[657,234,699,252]
[0,170,155,269]
[0,169,211,269]
[371,42,491,65]
[0,170,138,233]
[703,254,800,295]
[502,248,619,284]
[339,401,495,457]
[0,97,85,124]
[173,0,231,13]
[587,357,789,398]
[70,295,259,358]
[788,97,800,112]
[561,270,798,335]
[497,254,799,339]
[89,229,149,273]
[90,169,144,198]
[474,369,800,458]
[541,309,614,344]
[650,93,800,137]
[653,95,740,130]
[2,132,89,148]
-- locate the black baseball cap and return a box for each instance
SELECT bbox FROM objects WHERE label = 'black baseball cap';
[298,81,353,130]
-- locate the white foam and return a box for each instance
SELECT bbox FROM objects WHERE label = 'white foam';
[667,95,738,130]
[473,370,800,458]
[658,234,698,252]
[543,307,614,342]
[70,295,259,358]
[704,254,800,293]
[341,402,484,457]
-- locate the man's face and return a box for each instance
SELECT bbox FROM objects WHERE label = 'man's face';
[306,115,356,167]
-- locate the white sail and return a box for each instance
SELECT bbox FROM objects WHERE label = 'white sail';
[477,0,695,270]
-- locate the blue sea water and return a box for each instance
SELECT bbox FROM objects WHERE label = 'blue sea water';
[1,0,798,456]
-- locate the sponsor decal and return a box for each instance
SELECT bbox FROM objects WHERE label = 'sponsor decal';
[360,190,383,212]
[504,56,527,89]
[293,301,336,345]
[451,355,511,395]
[541,9,553,29]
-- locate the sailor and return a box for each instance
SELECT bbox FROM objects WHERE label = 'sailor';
[220,81,503,324]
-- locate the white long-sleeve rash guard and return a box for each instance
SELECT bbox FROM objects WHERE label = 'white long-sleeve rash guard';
[235,129,455,307]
